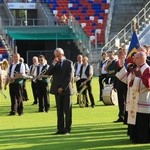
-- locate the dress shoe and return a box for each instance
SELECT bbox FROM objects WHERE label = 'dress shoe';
[85,104,88,107]
[38,110,44,112]
[91,105,95,108]
[23,98,29,101]
[32,102,37,105]
[54,131,64,135]
[99,97,103,101]
[64,132,70,135]
[18,112,23,116]
[8,112,16,116]
[113,117,124,123]
[45,110,49,113]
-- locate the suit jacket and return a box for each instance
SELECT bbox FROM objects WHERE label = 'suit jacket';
[46,59,74,96]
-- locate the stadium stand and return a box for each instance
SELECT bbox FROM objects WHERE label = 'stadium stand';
[47,0,110,44]
[0,0,149,65]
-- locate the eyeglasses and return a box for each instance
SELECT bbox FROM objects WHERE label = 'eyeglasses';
[134,56,141,59]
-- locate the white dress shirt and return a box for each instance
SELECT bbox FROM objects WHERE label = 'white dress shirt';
[81,64,93,79]
[9,62,25,78]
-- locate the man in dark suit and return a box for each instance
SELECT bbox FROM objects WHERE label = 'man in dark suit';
[46,48,74,135]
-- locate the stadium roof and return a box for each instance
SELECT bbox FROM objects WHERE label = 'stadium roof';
[5,26,87,40]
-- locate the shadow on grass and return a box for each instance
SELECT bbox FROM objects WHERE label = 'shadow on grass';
[0,102,58,116]
[0,123,150,150]
[0,100,113,117]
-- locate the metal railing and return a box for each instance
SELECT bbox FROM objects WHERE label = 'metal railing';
[3,0,36,3]
[1,18,50,26]
[37,3,51,26]
[3,1,15,25]
[69,19,91,54]
[101,1,150,52]
[105,0,114,45]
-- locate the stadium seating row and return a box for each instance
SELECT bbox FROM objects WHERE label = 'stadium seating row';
[0,0,110,44]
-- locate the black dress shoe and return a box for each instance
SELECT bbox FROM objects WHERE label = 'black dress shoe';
[100,97,103,101]
[91,105,95,108]
[38,110,44,112]
[8,112,16,116]
[113,117,124,123]
[85,104,88,107]
[32,102,37,105]
[18,112,23,116]
[45,110,49,113]
[54,131,64,135]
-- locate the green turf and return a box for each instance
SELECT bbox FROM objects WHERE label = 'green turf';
[0,77,150,150]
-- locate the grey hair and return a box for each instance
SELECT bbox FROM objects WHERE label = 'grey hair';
[55,48,64,55]
[136,51,147,60]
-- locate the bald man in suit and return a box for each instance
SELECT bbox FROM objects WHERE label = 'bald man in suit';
[46,48,74,135]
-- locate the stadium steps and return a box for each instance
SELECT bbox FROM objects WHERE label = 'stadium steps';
[109,0,150,41]
[0,3,10,24]
[40,3,55,26]
[89,0,150,69]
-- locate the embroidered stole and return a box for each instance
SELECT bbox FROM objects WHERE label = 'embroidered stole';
[127,64,148,125]
[127,76,140,125]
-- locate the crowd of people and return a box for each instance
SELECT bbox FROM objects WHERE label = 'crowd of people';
[53,12,75,27]
[97,46,150,143]
[0,46,149,141]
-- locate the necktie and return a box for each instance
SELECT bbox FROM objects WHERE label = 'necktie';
[57,61,62,70]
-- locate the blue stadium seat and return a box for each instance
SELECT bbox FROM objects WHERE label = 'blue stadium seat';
[0,41,3,47]
[102,0,107,3]
[85,16,90,20]
[91,29,95,33]
[81,9,87,13]
[62,10,67,14]
[2,54,8,59]
[94,13,100,17]
[46,0,51,4]
[92,22,97,26]
[99,16,104,19]
[41,0,46,3]
[75,16,80,21]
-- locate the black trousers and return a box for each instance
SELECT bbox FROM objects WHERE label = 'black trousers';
[128,113,150,143]
[116,81,127,118]
[79,79,95,106]
[99,74,107,101]
[31,81,38,104]
[22,79,28,101]
[36,81,50,112]
[75,80,81,103]
[9,82,23,115]
[55,94,72,133]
